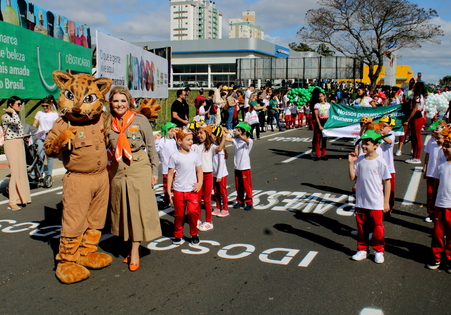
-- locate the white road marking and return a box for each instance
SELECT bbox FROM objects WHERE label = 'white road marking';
[281,150,312,164]
[360,308,384,315]
[0,186,63,205]
[401,134,430,206]
[280,137,339,164]
[402,166,424,206]
[298,251,318,267]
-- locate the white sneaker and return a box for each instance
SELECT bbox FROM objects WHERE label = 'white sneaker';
[352,251,368,261]
[197,220,202,229]
[405,158,421,164]
[350,230,358,236]
[424,216,433,223]
[212,209,221,216]
[374,251,385,264]
[395,150,402,156]
[199,222,214,231]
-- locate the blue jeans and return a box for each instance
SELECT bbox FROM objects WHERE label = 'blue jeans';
[226,106,235,130]
[36,139,53,176]
[268,111,282,131]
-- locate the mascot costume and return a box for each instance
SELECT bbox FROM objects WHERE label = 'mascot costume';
[45,71,113,284]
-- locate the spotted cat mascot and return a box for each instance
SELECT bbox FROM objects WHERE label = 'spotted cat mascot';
[45,71,113,284]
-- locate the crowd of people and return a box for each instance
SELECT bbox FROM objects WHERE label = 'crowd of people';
[4,78,451,273]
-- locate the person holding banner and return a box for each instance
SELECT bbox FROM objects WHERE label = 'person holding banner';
[404,82,426,164]
[2,96,31,210]
[313,92,331,161]
[352,86,374,107]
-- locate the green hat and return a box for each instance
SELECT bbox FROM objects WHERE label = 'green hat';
[161,122,177,138]
[428,120,446,131]
[235,121,252,133]
[360,129,391,143]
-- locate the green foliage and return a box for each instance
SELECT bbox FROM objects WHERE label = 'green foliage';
[439,75,451,86]
[288,42,315,52]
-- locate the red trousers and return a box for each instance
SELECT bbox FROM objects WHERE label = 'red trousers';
[426,177,436,215]
[235,169,253,205]
[285,116,292,128]
[173,190,199,238]
[355,208,385,252]
[298,113,305,126]
[306,114,313,130]
[198,172,213,223]
[213,176,228,211]
[431,207,451,261]
[409,116,425,159]
[291,114,298,127]
[313,121,327,157]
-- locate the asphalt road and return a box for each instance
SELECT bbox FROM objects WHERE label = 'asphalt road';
[0,127,449,315]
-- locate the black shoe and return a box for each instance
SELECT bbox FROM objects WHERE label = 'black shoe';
[261,130,266,133]
[173,237,183,245]
[191,235,200,246]
[279,129,283,132]
[321,156,328,161]
[233,202,243,209]
[427,260,440,270]
[244,204,253,211]
[313,157,320,161]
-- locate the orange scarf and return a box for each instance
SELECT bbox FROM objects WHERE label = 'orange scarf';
[111,110,136,162]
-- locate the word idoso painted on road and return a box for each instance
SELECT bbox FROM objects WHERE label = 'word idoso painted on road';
[148,237,318,267]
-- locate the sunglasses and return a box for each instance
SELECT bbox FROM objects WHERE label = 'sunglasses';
[42,105,50,108]
[16,102,22,106]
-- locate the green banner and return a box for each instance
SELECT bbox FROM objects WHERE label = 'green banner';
[324,103,407,132]
[0,21,92,99]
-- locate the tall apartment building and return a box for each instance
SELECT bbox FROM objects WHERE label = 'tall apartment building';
[228,11,264,40]
[170,0,223,40]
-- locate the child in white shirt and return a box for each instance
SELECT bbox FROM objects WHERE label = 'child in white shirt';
[211,126,229,217]
[191,125,226,231]
[226,122,253,210]
[167,128,203,246]
[155,122,178,208]
[348,129,391,264]
[428,131,451,272]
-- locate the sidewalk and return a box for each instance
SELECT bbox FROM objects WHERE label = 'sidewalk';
[0,154,66,190]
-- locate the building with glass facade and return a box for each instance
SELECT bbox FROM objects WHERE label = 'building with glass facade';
[134,38,290,88]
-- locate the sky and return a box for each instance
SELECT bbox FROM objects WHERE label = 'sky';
[29,0,451,84]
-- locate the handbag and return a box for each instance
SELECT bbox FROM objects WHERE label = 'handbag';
[245,110,259,125]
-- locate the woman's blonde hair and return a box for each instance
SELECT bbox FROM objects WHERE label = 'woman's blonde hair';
[108,86,136,110]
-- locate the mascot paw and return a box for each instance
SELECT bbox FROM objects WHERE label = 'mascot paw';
[48,127,77,154]
[56,262,90,284]
[77,252,113,269]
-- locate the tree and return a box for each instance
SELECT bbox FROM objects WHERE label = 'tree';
[316,44,335,56]
[299,0,443,91]
[288,42,315,52]
[439,75,451,86]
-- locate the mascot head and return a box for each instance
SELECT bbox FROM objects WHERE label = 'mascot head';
[53,71,112,122]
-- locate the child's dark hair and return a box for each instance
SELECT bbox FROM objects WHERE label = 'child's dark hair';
[361,138,379,145]
[213,135,228,159]
[237,127,251,138]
